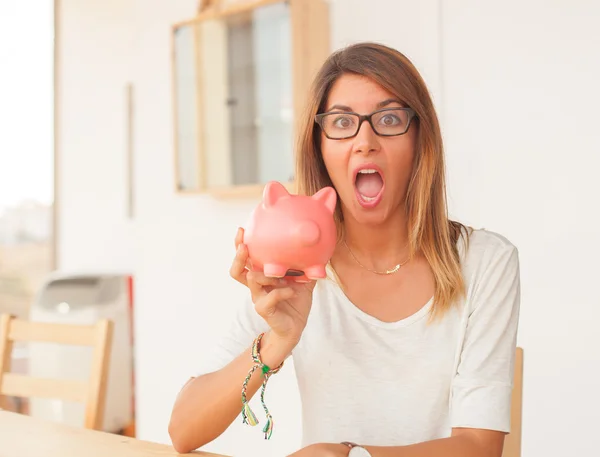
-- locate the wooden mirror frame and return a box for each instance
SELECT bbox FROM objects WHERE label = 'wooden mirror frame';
[172,0,330,198]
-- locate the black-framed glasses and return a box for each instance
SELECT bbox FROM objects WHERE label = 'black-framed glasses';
[314,107,417,140]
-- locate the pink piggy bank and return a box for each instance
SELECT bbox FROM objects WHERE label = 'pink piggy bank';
[243,181,337,281]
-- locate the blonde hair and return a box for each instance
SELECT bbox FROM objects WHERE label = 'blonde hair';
[295,42,469,317]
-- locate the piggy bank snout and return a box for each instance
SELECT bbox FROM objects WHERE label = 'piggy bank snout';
[293,220,321,247]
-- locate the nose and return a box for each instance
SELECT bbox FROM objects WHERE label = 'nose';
[353,119,380,155]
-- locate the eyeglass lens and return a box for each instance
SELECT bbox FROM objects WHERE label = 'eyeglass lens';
[320,109,411,138]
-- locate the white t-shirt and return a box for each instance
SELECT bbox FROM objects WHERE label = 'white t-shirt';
[203,228,521,447]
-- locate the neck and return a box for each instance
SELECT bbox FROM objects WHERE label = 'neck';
[340,207,411,271]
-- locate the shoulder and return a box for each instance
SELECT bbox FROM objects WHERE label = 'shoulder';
[458,227,520,297]
[459,227,519,267]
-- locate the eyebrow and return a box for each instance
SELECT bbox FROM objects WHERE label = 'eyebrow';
[326,98,404,112]
[378,98,403,108]
[327,104,353,112]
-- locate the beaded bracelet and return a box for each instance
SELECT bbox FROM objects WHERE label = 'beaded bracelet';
[240,332,284,439]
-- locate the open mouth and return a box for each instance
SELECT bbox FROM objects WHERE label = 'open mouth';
[354,166,385,207]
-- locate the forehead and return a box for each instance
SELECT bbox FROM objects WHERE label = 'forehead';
[326,74,398,110]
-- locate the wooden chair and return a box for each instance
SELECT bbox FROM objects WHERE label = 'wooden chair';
[0,314,113,430]
[502,347,524,457]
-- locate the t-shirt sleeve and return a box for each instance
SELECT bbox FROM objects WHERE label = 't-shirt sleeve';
[450,243,521,433]
[197,294,270,376]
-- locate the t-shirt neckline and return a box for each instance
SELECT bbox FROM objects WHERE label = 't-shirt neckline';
[323,263,434,329]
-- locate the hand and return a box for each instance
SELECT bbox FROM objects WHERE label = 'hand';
[229,227,316,349]
[288,443,350,457]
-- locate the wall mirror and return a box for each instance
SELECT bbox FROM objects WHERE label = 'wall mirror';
[172,0,330,197]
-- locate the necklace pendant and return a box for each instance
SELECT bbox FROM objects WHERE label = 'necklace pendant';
[385,264,401,275]
[343,239,408,275]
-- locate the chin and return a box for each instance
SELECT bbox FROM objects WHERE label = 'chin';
[354,207,393,226]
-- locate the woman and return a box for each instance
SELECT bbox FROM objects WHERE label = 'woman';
[169,42,520,457]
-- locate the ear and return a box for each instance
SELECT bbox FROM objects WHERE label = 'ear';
[312,186,337,214]
[263,181,290,208]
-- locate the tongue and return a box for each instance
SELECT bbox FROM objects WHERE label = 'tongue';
[355,173,383,198]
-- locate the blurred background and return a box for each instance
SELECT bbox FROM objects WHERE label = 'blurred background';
[0,0,598,456]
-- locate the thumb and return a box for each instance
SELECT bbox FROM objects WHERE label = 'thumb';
[304,280,318,292]
[288,277,316,288]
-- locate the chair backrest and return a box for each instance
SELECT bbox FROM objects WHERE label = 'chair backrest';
[0,313,113,430]
[502,347,524,457]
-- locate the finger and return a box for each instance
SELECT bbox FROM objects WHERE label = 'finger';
[234,227,254,271]
[285,292,313,324]
[246,271,287,300]
[248,271,288,288]
[288,279,316,292]
[254,287,295,319]
[299,279,318,292]
[246,271,264,301]
[229,243,249,286]
[234,227,244,250]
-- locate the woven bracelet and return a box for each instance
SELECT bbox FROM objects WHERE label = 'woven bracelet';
[240,332,284,439]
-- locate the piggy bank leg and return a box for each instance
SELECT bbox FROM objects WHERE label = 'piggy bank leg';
[303,265,327,280]
[263,264,288,278]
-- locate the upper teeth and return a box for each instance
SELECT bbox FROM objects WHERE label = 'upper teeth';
[358,169,377,174]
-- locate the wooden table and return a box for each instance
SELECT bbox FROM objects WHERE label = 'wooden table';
[0,410,229,457]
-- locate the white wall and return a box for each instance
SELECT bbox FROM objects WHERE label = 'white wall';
[57,0,135,272]
[56,0,599,456]
[441,2,600,455]
[330,0,443,119]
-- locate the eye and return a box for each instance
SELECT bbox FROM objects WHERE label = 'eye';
[332,115,355,129]
[379,114,401,126]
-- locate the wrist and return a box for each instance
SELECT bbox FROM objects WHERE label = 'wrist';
[341,442,372,457]
[259,331,295,368]
[335,443,353,456]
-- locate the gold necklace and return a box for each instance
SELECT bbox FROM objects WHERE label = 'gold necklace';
[343,240,410,275]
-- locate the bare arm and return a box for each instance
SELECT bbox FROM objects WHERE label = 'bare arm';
[292,429,505,457]
[168,331,292,454]
[364,428,505,457]
[170,228,315,454]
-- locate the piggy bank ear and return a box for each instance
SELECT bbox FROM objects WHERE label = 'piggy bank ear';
[312,186,337,214]
[263,181,290,208]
